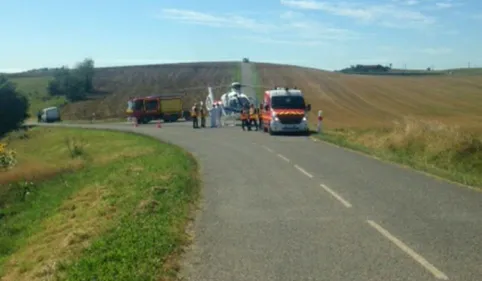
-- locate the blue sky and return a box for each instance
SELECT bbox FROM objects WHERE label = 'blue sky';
[1,0,481,72]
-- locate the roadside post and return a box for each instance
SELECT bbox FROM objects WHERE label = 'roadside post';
[317,110,323,133]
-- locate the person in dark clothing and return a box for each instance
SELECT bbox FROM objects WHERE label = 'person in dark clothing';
[200,107,206,128]
[191,104,199,128]
[37,110,42,123]
[240,108,249,131]
[258,103,263,132]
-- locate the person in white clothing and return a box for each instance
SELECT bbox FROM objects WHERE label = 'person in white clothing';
[217,104,223,127]
[210,104,217,128]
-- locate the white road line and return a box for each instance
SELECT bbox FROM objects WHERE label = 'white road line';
[366,220,449,280]
[262,145,274,153]
[277,154,290,162]
[319,184,352,208]
[294,165,313,178]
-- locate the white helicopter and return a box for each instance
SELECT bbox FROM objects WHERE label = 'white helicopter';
[205,82,258,120]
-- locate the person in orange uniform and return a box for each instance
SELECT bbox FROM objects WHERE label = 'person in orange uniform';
[248,104,258,131]
[240,107,249,131]
[191,103,199,128]
[200,105,206,128]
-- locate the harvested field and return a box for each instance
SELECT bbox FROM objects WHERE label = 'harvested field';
[59,62,236,120]
[256,62,482,132]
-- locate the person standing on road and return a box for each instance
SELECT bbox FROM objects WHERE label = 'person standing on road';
[37,110,42,123]
[191,104,199,128]
[210,104,217,128]
[258,103,263,132]
[248,104,258,131]
[200,106,206,128]
[240,108,249,131]
[217,103,223,128]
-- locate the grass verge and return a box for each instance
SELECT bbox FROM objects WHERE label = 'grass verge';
[314,117,482,188]
[0,127,199,281]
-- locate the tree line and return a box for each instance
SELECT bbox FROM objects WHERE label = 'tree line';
[0,58,95,138]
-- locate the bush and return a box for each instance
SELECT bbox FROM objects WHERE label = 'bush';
[0,143,17,170]
[64,136,87,158]
[0,76,30,138]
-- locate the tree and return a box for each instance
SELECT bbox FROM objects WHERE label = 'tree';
[0,76,29,138]
[74,58,95,93]
[46,59,94,102]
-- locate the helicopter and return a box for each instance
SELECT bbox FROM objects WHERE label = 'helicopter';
[205,82,263,120]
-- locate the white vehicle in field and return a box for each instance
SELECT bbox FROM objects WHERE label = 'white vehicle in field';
[39,106,61,123]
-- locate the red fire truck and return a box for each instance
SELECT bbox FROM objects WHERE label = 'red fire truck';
[126,94,190,124]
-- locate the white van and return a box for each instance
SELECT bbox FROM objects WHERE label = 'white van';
[40,107,61,123]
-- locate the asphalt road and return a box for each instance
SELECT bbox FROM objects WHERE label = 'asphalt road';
[36,121,482,281]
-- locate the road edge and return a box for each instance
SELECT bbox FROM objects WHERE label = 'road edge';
[309,133,482,193]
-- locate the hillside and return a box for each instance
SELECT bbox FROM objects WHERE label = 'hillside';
[11,62,237,120]
[256,62,482,132]
[64,62,237,119]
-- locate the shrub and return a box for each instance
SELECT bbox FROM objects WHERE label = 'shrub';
[0,143,17,170]
[0,76,30,138]
[64,137,87,158]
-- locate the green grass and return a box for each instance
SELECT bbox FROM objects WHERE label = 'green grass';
[9,76,67,117]
[0,127,199,281]
[314,122,482,189]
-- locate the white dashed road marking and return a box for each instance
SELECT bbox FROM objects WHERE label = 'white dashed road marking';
[262,145,274,153]
[319,184,352,208]
[294,164,313,178]
[367,220,449,280]
[277,154,290,163]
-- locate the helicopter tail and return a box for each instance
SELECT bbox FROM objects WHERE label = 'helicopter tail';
[205,86,214,111]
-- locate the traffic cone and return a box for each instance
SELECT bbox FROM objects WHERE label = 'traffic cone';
[157,120,161,128]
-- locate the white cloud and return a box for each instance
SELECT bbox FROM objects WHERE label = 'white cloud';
[435,2,453,8]
[159,8,360,45]
[405,0,419,5]
[280,0,436,28]
[420,47,452,55]
[159,9,275,32]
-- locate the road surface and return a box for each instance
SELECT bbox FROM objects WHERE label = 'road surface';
[37,120,482,281]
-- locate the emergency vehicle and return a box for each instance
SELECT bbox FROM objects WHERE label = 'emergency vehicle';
[262,87,311,135]
[126,94,188,124]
